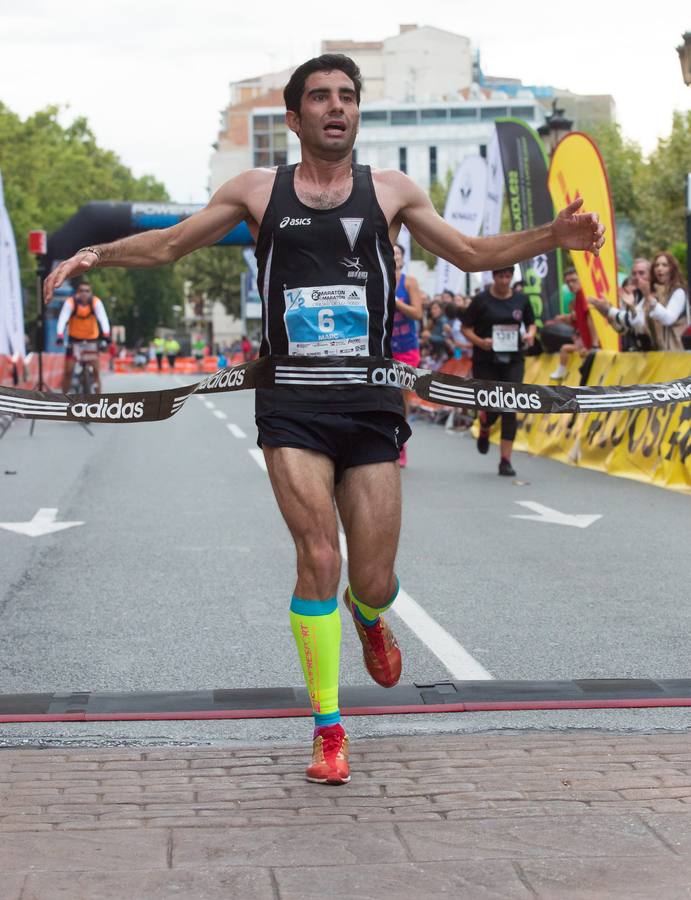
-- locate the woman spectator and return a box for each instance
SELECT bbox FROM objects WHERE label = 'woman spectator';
[461,266,537,477]
[420,300,454,368]
[645,252,689,351]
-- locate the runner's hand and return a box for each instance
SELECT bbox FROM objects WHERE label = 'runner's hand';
[43,250,99,303]
[553,198,606,257]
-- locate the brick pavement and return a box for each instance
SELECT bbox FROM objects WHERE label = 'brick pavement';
[2,730,691,898]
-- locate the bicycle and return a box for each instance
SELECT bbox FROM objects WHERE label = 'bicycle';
[69,340,101,395]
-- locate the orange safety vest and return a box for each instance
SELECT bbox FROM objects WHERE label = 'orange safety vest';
[67,296,100,341]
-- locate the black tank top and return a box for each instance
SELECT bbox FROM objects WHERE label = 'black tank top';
[254,163,403,415]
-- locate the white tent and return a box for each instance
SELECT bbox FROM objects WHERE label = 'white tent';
[0,170,25,359]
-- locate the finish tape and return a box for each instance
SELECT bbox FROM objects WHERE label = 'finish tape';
[1,355,690,424]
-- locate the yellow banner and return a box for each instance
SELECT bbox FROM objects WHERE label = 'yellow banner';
[513,352,691,493]
[548,133,619,351]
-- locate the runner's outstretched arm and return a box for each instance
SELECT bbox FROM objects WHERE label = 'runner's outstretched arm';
[43,173,256,301]
[392,172,605,272]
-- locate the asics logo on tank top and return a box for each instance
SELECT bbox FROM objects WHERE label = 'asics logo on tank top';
[280,217,312,228]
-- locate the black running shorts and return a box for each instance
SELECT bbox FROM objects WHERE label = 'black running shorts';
[256,410,411,483]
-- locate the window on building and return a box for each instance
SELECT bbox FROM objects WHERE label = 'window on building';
[450,107,478,121]
[421,109,449,124]
[509,106,535,120]
[391,110,418,125]
[399,147,407,174]
[480,106,509,121]
[252,113,289,167]
[429,146,437,183]
[361,110,389,125]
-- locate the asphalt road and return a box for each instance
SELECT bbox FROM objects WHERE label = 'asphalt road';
[0,372,689,748]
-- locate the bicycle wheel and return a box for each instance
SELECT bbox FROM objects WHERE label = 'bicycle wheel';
[80,365,93,396]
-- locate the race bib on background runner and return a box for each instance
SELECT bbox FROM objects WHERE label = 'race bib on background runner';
[283,285,369,356]
[492,323,519,353]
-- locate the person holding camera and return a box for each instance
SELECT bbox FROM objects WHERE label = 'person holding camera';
[461,266,536,477]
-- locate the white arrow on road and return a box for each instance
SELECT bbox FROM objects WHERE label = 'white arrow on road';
[511,501,602,529]
[0,508,84,537]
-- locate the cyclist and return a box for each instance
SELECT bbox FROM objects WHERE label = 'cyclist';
[56,279,111,393]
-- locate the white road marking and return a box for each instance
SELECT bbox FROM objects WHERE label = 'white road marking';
[0,508,84,538]
[227,423,247,439]
[249,448,267,472]
[213,410,227,420]
[512,501,602,529]
[203,400,215,410]
[338,532,493,681]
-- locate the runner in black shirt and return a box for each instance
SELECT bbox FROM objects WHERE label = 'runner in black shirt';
[45,55,605,786]
[462,267,537,476]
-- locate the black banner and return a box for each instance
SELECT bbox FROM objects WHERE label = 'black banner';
[1,357,690,425]
[495,118,562,325]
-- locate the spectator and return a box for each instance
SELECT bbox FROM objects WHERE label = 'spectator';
[420,299,453,368]
[164,336,180,371]
[588,258,653,352]
[241,334,253,361]
[645,252,689,351]
[548,267,599,380]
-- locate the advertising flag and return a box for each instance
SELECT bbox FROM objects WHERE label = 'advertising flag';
[481,129,505,284]
[548,133,619,351]
[495,119,561,326]
[435,155,487,295]
[0,171,25,359]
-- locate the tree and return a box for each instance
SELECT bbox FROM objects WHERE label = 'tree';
[176,246,246,319]
[633,111,691,258]
[585,121,644,225]
[0,102,182,338]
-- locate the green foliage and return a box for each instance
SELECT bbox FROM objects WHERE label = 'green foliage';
[585,112,691,262]
[176,246,245,318]
[0,102,180,340]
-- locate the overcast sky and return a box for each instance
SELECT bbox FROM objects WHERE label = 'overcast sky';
[1,0,688,203]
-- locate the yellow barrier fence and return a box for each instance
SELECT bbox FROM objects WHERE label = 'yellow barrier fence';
[512,352,691,493]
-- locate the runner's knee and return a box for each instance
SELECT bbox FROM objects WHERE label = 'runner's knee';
[348,569,397,608]
[296,536,341,592]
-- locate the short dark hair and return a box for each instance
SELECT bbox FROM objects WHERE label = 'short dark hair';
[284,54,362,114]
[74,278,91,289]
[491,266,514,277]
[394,242,405,257]
[564,267,578,277]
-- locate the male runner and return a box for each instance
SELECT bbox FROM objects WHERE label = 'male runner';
[44,54,605,785]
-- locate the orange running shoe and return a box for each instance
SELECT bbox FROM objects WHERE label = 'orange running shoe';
[344,587,402,688]
[306,724,350,784]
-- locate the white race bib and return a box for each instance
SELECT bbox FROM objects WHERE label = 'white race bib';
[492,323,519,353]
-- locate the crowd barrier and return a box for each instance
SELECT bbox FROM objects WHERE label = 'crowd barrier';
[112,353,246,375]
[511,351,691,494]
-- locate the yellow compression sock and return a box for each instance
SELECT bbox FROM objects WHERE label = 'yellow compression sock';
[348,578,400,626]
[289,596,341,727]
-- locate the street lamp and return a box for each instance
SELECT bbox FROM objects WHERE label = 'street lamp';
[538,100,574,157]
[677,32,691,86]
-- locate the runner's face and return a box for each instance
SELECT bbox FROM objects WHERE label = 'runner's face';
[393,246,403,269]
[75,287,92,305]
[288,70,359,156]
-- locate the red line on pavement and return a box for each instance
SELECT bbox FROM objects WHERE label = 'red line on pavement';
[1,697,691,724]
